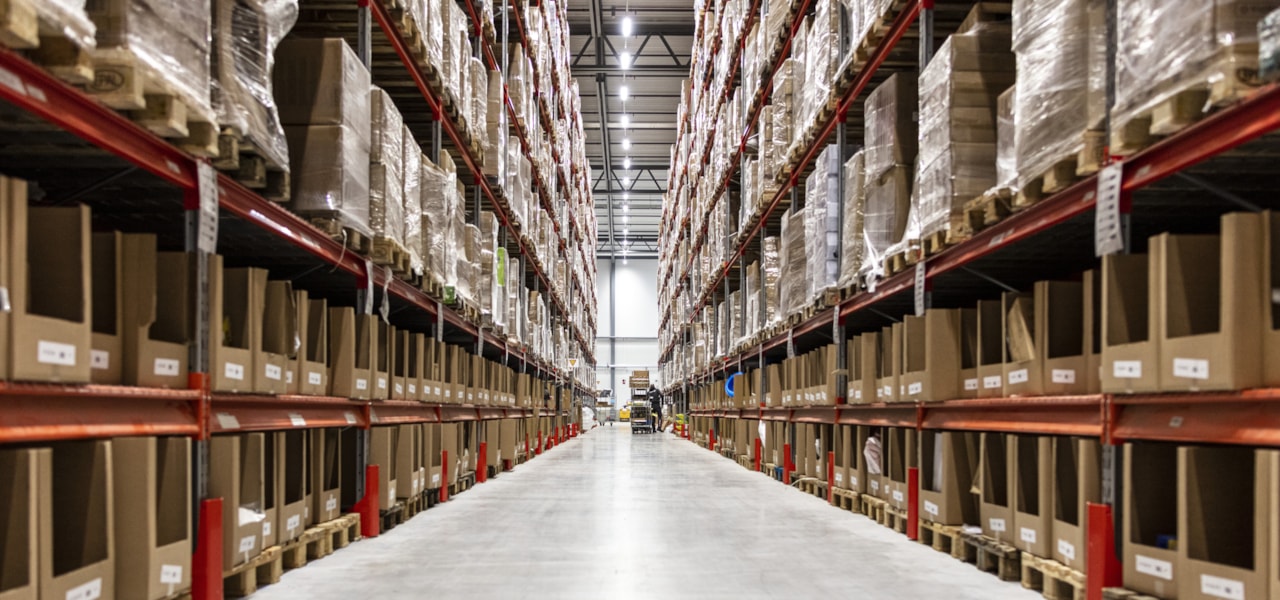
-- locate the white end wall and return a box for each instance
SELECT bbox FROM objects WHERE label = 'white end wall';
[594,257,659,403]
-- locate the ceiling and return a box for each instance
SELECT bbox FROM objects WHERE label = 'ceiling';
[566,0,695,259]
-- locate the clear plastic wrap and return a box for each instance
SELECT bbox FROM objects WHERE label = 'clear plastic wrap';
[420,158,454,286]
[476,212,497,317]
[864,73,919,181]
[804,145,841,302]
[858,165,911,281]
[1266,8,1280,81]
[1012,0,1089,189]
[423,0,444,74]
[87,0,211,120]
[996,86,1017,189]
[762,236,781,326]
[274,38,371,136]
[469,58,488,149]
[24,0,96,49]
[789,21,810,153]
[403,141,424,275]
[368,88,404,244]
[484,70,506,179]
[284,123,371,236]
[211,0,297,171]
[838,151,867,288]
[779,208,808,316]
[743,261,760,343]
[1114,0,1276,133]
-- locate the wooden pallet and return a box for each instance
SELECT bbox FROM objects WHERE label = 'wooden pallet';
[831,486,860,511]
[380,501,406,532]
[223,545,283,598]
[1110,47,1260,155]
[309,217,373,255]
[921,228,961,258]
[796,476,828,500]
[215,129,289,201]
[959,531,1021,582]
[1021,552,1085,600]
[882,246,919,277]
[326,513,362,551]
[918,520,967,560]
[1076,130,1106,177]
[860,494,887,522]
[960,188,1014,237]
[1014,154,1084,210]
[1101,588,1161,600]
[371,235,412,275]
[881,504,909,533]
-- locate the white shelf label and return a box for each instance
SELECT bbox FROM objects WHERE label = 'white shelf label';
[395,382,404,395]
[90,350,110,370]
[1135,555,1173,580]
[983,375,1002,389]
[197,162,220,253]
[914,262,927,316]
[325,496,338,512]
[964,378,979,391]
[286,370,294,384]
[1094,162,1124,257]
[38,341,76,366]
[907,382,922,395]
[356,378,369,391]
[1113,360,1142,379]
[881,385,892,397]
[288,413,306,427]
[892,490,904,503]
[870,480,880,492]
[159,565,183,585]
[378,377,388,390]
[388,483,396,503]
[989,518,1007,533]
[1051,369,1076,384]
[216,413,240,430]
[65,578,102,600]
[344,411,357,425]
[432,473,441,485]
[262,521,271,537]
[834,472,843,484]
[1201,574,1245,600]
[1008,369,1029,385]
[308,371,323,386]
[1173,358,1209,380]
[154,358,180,377]
[409,383,417,395]
[266,364,282,381]
[1020,527,1037,544]
[0,66,27,96]
[1058,539,1076,561]
[287,515,301,532]
[924,500,939,516]
[224,362,245,381]
[238,535,256,553]
[854,389,862,400]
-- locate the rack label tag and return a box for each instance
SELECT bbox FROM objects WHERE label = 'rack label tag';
[1051,369,1076,384]
[38,341,76,366]
[1173,358,1209,380]
[344,412,357,425]
[65,578,102,600]
[1008,369,1029,385]
[983,375,1002,389]
[1201,574,1245,600]
[216,413,240,430]
[1095,162,1125,256]
[989,518,1007,533]
[90,350,110,370]
[1058,539,1076,561]
[924,500,939,516]
[1113,360,1142,379]
[0,67,26,96]
[288,413,306,427]
[1135,555,1173,580]
[914,263,927,316]
[196,162,219,253]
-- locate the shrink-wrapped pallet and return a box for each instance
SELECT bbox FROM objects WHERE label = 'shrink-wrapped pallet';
[403,138,423,275]
[744,261,760,342]
[484,70,507,179]
[839,151,867,288]
[996,86,1016,189]
[779,208,808,317]
[805,145,842,302]
[762,236,781,325]
[211,0,296,171]
[423,0,443,74]
[283,123,370,236]
[369,87,405,246]
[864,73,918,181]
[1012,0,1088,189]
[421,158,457,286]
[476,212,497,317]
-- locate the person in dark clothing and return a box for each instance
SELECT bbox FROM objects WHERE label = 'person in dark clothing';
[648,385,663,433]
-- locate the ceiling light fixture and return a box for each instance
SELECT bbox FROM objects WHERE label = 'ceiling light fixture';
[619,52,632,69]
[618,85,630,101]
[621,138,632,150]
[622,177,632,186]
[623,157,631,169]
[622,203,630,212]
[622,16,633,37]
[620,114,631,129]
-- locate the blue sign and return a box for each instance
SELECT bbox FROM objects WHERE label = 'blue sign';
[725,372,743,397]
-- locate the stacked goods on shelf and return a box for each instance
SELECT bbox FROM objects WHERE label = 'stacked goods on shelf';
[83,0,216,149]
[1266,8,1280,81]
[1,0,95,52]
[837,151,866,288]
[1111,0,1280,153]
[860,74,917,282]
[905,18,1015,255]
[210,0,297,180]
[277,37,372,237]
[368,87,408,262]
[804,146,841,303]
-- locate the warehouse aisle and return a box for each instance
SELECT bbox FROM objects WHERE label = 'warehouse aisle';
[252,427,1038,599]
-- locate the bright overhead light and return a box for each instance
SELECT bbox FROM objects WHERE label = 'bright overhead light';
[622,192,630,201]
[618,86,630,101]
[619,52,632,69]
[622,16,633,37]
[623,157,632,169]
[623,227,630,236]
[622,203,630,212]
[623,215,630,223]
[622,177,632,186]
[620,114,631,128]
[621,137,632,150]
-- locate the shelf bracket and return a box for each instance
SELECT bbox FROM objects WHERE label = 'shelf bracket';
[960,266,1018,293]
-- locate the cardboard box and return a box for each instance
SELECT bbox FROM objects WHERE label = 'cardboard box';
[1264,212,1280,386]
[398,332,425,401]
[396,424,420,499]
[849,426,872,493]
[1102,254,1159,393]
[274,38,371,130]
[339,427,361,509]
[90,233,125,384]
[901,309,964,402]
[123,244,190,389]
[883,427,916,510]
[372,320,392,399]
[112,437,191,600]
[919,431,980,526]
[258,280,292,395]
[1123,442,1179,597]
[39,440,115,600]
[0,448,40,600]
[392,330,409,400]
[441,424,459,485]
[833,425,852,490]
[261,432,280,548]
[276,430,311,541]
[874,325,902,403]
[3,177,93,382]
[980,433,1016,544]
[1016,276,1100,396]
[959,307,980,398]
[370,426,400,510]
[309,428,342,523]
[1157,213,1266,391]
[210,260,262,393]
[295,291,328,396]
[484,421,501,471]
[500,419,518,464]
[1051,437,1101,571]
[1012,435,1053,557]
[1180,446,1271,600]
[328,307,372,399]
[426,423,442,489]
[976,299,1005,397]
[209,434,264,569]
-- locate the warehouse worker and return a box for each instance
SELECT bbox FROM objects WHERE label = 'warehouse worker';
[648,385,663,433]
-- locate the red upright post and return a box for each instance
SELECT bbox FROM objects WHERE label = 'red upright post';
[827,451,836,504]
[439,451,449,503]
[709,429,717,452]
[525,436,530,462]
[782,443,792,484]
[754,437,762,472]
[356,464,380,538]
[191,498,223,600]
[477,442,487,483]
[907,466,920,541]
[537,431,543,454]
[1087,502,1123,600]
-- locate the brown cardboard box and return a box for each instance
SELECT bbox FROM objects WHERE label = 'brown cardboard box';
[852,334,878,404]
[980,433,1017,544]
[427,423,443,489]
[500,419,518,464]
[850,426,871,493]
[484,421,501,470]
[1264,212,1280,387]
[3,177,93,382]
[260,433,280,548]
[1102,254,1159,393]
[209,434,264,569]
[123,244,190,389]
[328,307,370,399]
[276,431,310,542]
[402,333,425,401]
[274,38,370,128]
[1157,213,1266,391]
[1123,442,1179,597]
[258,280,292,395]
[395,424,420,499]
[919,431,980,526]
[901,309,964,402]
[833,425,851,490]
[370,426,400,510]
[875,325,902,403]
[1180,446,1271,600]
[339,428,361,509]
[442,424,459,485]
[959,307,980,398]
[112,437,191,600]
[0,179,10,382]
[765,363,782,407]
[90,233,125,384]
[310,428,342,523]
[884,427,916,511]
[210,260,261,393]
[977,299,1005,397]
[39,440,115,600]
[392,330,410,400]
[372,320,392,399]
[295,292,328,396]
[1051,437,1101,571]
[1012,435,1053,557]
[0,448,40,600]
[1027,277,1097,396]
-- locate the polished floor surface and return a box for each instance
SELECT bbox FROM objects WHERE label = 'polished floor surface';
[252,425,1040,599]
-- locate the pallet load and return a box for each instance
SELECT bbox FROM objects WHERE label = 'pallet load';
[907,16,1016,258]
[1,0,95,58]
[838,151,867,288]
[1265,8,1280,81]
[277,37,372,241]
[210,0,297,198]
[1112,0,1280,154]
[83,0,217,154]
[859,73,916,281]
[779,208,808,318]
[368,87,408,270]
[804,145,842,305]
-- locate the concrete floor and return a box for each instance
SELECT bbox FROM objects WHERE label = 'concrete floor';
[252,425,1040,599]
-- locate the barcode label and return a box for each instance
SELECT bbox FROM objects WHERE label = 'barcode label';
[1058,539,1076,561]
[356,378,368,391]
[1173,358,1209,380]
[38,341,77,366]
[289,413,306,427]
[924,500,939,516]
[908,382,922,395]
[154,358,181,376]
[216,413,240,430]
[965,378,979,391]
[266,364,282,380]
[90,350,110,370]
[1051,369,1076,384]
[1201,574,1245,600]
[1113,360,1142,379]
[989,518,1006,533]
[65,578,102,600]
[309,371,323,385]
[1135,555,1173,580]
[224,362,245,381]
[1008,369,1028,384]
[983,375,1002,389]
[159,565,183,584]
[1020,528,1037,544]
